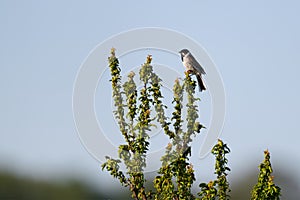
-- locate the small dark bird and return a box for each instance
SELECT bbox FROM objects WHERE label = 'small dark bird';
[179,49,206,92]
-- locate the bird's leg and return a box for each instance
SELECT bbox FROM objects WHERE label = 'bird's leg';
[186,69,194,74]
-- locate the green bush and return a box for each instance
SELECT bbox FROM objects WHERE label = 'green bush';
[102,48,281,200]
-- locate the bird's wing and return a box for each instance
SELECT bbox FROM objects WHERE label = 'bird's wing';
[189,53,206,75]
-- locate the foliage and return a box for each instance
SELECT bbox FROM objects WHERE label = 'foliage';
[0,171,105,200]
[198,139,231,200]
[153,72,202,200]
[101,48,281,200]
[251,150,281,200]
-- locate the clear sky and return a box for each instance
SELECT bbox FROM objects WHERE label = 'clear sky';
[1,0,300,198]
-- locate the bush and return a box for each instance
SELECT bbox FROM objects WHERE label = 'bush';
[101,48,281,200]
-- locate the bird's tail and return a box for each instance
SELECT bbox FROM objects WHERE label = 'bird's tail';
[196,74,206,92]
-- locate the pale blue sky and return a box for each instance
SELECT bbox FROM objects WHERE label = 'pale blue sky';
[1,0,300,197]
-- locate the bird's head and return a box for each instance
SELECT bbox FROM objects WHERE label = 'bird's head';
[179,49,190,56]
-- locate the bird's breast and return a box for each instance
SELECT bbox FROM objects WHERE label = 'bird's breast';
[183,57,194,71]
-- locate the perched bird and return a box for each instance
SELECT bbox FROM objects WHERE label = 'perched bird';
[179,49,206,92]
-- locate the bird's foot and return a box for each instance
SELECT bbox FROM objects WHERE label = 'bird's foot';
[185,70,194,74]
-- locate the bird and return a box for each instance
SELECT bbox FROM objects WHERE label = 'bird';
[179,49,206,92]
